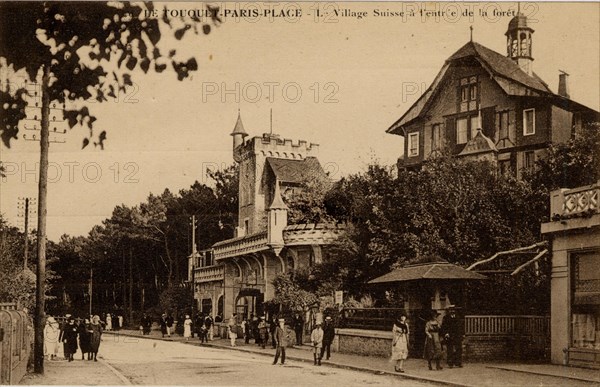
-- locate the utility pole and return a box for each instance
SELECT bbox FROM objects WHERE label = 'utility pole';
[190,215,197,318]
[24,198,29,268]
[89,267,93,317]
[34,64,50,374]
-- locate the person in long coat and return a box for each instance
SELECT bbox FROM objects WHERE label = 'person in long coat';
[272,318,289,365]
[310,322,324,365]
[269,317,278,349]
[424,310,443,370]
[441,305,464,368]
[391,313,409,373]
[89,315,103,361]
[258,316,268,349]
[61,316,78,362]
[160,314,168,337]
[321,316,335,361]
[78,318,93,360]
[44,316,60,360]
[293,313,304,346]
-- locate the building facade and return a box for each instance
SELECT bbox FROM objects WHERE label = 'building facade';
[190,113,344,322]
[387,14,599,175]
[541,182,600,368]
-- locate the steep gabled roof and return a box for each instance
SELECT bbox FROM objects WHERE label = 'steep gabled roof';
[387,41,598,135]
[448,41,551,93]
[266,157,327,184]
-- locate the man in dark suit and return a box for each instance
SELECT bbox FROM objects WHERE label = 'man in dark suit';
[441,305,464,368]
[321,316,335,360]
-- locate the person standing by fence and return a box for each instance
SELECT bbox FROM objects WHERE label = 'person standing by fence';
[321,316,335,361]
[310,322,324,366]
[424,310,443,371]
[441,305,464,368]
[293,313,304,346]
[391,313,409,373]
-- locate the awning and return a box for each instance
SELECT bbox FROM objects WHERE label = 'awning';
[369,262,487,284]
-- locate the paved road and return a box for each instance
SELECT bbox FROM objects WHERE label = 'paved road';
[99,335,434,386]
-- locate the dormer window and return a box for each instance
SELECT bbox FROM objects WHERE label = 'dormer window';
[459,76,478,112]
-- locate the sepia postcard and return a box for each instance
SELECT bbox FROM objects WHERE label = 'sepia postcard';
[0,1,599,386]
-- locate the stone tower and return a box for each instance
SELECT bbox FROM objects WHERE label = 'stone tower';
[230,112,319,237]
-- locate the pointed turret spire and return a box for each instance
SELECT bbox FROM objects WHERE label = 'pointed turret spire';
[231,109,248,137]
[269,180,288,210]
[231,110,248,162]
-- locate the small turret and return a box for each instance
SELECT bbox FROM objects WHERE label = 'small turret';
[267,181,288,250]
[231,111,248,162]
[505,13,534,75]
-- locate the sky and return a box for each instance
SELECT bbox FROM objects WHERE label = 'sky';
[1,1,599,241]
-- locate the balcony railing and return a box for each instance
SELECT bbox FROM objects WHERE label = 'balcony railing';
[193,265,224,283]
[213,231,269,260]
[550,182,599,220]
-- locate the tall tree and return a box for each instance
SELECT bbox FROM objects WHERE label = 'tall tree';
[0,2,219,371]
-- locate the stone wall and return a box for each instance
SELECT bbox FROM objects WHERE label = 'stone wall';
[334,328,549,361]
[334,329,392,358]
[465,335,549,361]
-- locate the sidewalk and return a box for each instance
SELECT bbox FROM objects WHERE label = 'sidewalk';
[113,329,599,387]
[20,357,130,386]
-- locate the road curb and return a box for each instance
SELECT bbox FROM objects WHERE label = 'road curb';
[97,357,132,385]
[486,365,600,384]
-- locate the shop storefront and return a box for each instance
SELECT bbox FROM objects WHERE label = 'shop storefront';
[542,183,600,368]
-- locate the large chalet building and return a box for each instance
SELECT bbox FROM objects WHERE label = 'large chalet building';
[189,113,344,322]
[387,14,599,175]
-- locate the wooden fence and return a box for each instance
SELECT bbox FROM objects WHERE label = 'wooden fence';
[464,315,550,336]
[0,309,32,384]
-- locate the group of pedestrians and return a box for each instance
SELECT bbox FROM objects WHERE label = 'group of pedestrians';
[391,305,464,373]
[43,314,103,362]
[103,312,123,331]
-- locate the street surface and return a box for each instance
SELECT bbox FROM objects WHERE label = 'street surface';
[97,335,433,386]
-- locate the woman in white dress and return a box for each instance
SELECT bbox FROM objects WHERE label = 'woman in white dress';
[391,313,409,373]
[105,314,112,331]
[184,315,192,340]
[44,316,60,360]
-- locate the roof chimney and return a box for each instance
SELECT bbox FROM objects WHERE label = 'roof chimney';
[558,70,570,98]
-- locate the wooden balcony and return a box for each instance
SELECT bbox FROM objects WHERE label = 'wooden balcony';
[193,264,224,283]
[213,231,269,260]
